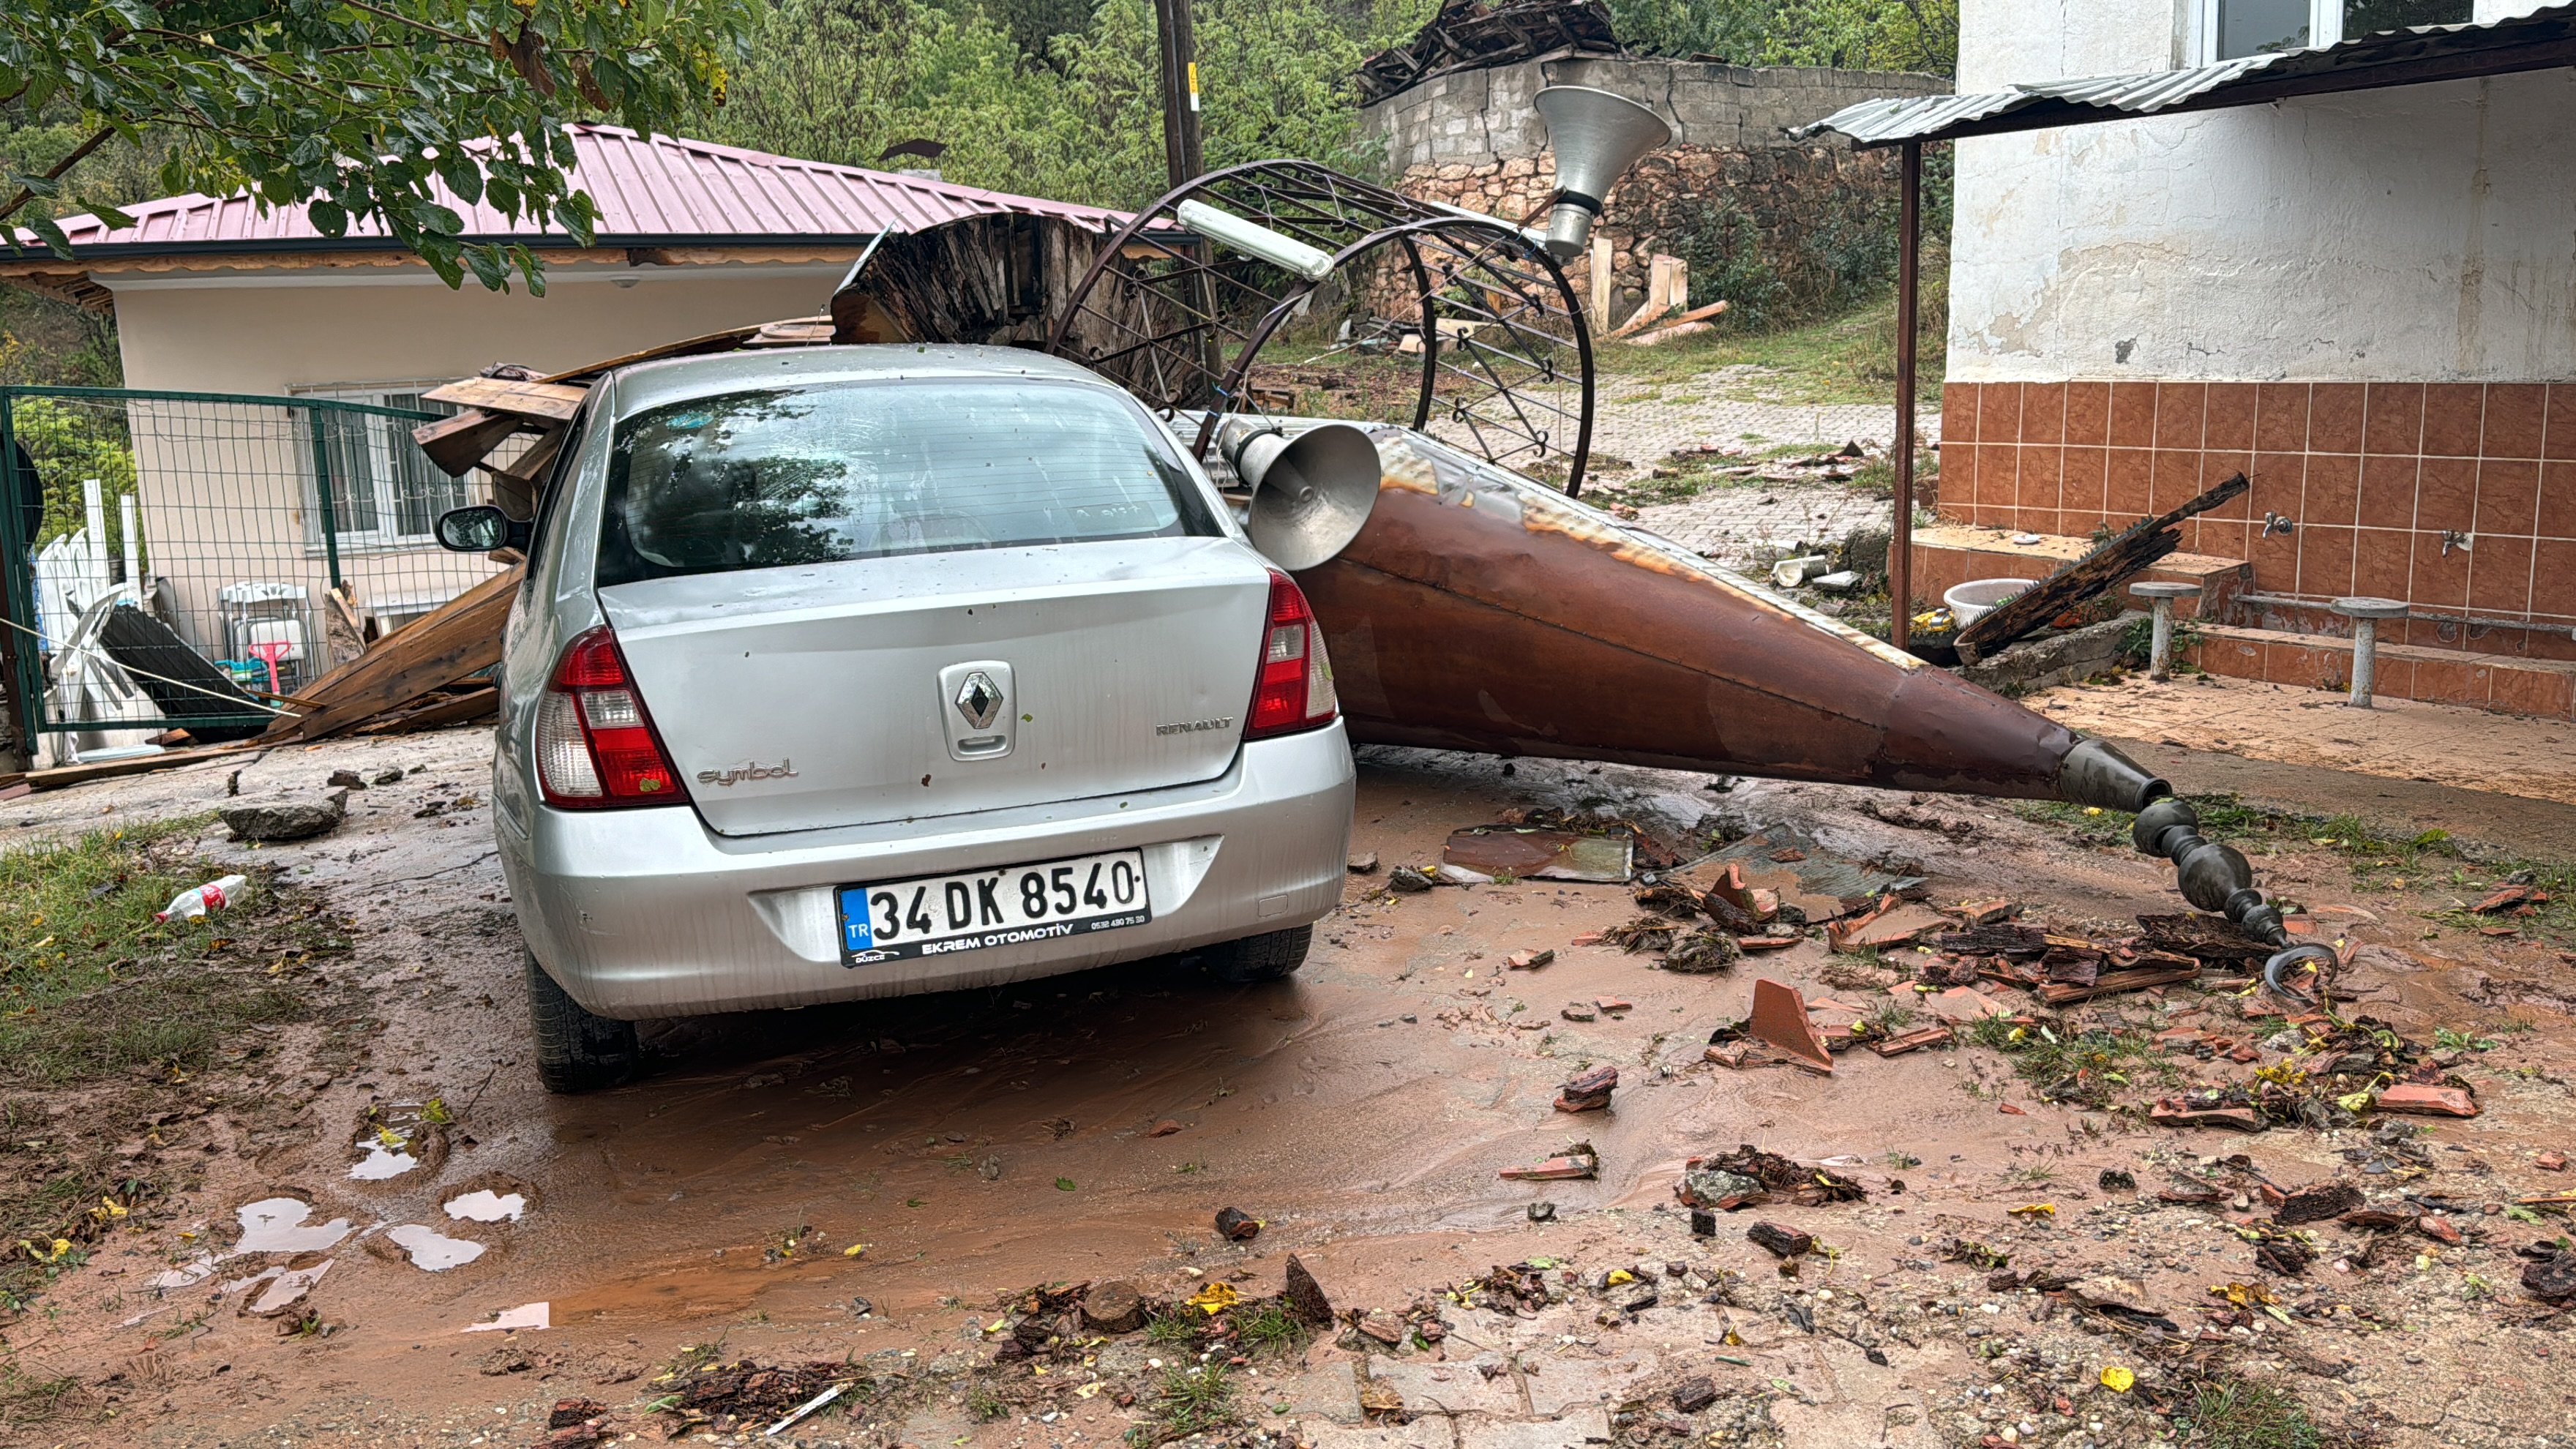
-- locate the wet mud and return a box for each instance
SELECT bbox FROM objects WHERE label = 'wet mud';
[7,729,2576,1448]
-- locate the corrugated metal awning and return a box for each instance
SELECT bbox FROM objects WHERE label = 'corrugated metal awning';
[1796,1,2576,148]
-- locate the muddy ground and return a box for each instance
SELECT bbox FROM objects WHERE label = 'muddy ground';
[4,696,2576,1449]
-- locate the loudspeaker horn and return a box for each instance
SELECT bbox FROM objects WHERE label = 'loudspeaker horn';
[1221,420,1383,570]
[1532,86,1671,260]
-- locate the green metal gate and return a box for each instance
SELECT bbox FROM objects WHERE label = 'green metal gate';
[1,386,501,760]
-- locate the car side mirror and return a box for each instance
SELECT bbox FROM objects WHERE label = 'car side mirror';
[435,504,530,555]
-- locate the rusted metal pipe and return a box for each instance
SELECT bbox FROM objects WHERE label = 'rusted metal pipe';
[1300,428,2167,812]
[1890,139,1922,652]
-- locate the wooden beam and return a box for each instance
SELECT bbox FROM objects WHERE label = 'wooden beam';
[481,424,566,519]
[414,408,530,477]
[423,377,588,422]
[261,567,520,742]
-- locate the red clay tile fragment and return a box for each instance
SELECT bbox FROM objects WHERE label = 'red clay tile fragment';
[2375,1083,2478,1117]
[1748,978,1834,1074]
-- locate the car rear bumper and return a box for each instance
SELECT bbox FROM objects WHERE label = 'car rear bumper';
[497,724,1353,1019]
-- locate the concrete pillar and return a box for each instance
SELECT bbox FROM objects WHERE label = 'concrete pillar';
[2127,581,2201,681]
[2332,596,2410,708]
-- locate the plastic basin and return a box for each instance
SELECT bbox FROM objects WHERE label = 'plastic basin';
[1944,577,2028,628]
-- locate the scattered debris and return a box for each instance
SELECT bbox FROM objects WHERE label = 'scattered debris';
[1442,825,1633,883]
[1348,852,1381,874]
[2277,1183,2364,1225]
[1214,1207,1262,1241]
[1745,1222,1814,1259]
[2376,1082,2479,1117]
[1388,866,1436,894]
[1499,1141,1600,1180]
[1663,927,1740,974]
[221,787,349,842]
[1671,1377,1720,1414]
[1561,1001,1598,1022]
[1507,948,1556,970]
[1746,978,1835,1074]
[1284,1255,1335,1324]
[155,873,250,923]
[1868,1023,1954,1057]
[1554,1064,1618,1112]
[1081,1281,1147,1333]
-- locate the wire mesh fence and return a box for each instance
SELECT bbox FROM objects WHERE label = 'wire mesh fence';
[2,386,513,764]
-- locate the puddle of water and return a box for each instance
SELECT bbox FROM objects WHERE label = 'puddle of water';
[460,1300,550,1333]
[443,1189,527,1223]
[348,1143,419,1180]
[243,1261,332,1317]
[384,1223,487,1270]
[146,1255,220,1291]
[235,1198,355,1254]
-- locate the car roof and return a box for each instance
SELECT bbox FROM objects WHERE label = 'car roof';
[602,344,1123,417]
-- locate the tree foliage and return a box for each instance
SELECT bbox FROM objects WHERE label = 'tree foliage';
[1606,0,1955,72]
[708,0,1385,209]
[1,0,755,291]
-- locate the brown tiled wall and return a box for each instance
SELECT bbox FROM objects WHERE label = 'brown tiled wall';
[1938,381,2576,658]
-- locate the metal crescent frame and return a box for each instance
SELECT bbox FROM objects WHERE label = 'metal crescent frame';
[1044,160,1595,497]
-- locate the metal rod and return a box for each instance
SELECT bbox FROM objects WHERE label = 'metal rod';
[0,389,32,770]
[1890,140,1922,651]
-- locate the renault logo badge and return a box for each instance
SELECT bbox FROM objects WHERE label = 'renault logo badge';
[954,670,1003,730]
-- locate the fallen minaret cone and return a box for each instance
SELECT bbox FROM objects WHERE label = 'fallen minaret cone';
[1300,428,2166,811]
[1297,427,2304,975]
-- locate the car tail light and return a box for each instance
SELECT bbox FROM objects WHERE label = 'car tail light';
[534,626,689,808]
[1245,570,1338,739]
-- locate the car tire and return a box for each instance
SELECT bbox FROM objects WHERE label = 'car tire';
[1199,925,1312,985]
[524,949,642,1094]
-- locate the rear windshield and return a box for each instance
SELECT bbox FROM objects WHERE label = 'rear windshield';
[594,378,1223,585]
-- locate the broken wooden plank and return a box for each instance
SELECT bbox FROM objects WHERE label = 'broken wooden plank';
[422,376,589,422]
[1957,472,2249,656]
[414,409,530,477]
[481,424,566,518]
[0,738,268,794]
[260,568,520,743]
[2036,955,2200,1005]
[535,322,768,383]
[354,686,498,735]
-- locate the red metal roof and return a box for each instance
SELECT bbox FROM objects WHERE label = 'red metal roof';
[20,125,1127,255]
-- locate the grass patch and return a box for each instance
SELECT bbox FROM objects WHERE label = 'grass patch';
[0,815,326,1085]
[1126,1364,1238,1448]
[0,817,354,1317]
[1145,1310,1201,1346]
[2175,1377,2334,1449]
[2009,791,2576,944]
[965,1377,1009,1423]
[1588,277,1949,407]
[1231,1300,1308,1356]
[0,1360,79,1430]
[1970,1019,2169,1107]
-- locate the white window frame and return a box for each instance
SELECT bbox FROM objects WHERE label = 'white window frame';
[2191,0,2479,64]
[290,381,469,555]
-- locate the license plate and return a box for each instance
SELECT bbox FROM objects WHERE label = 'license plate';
[837,849,1152,965]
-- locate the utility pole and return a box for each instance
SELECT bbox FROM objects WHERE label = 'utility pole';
[1152,0,1204,192]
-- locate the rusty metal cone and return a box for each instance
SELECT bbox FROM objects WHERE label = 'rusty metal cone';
[1298,429,2163,811]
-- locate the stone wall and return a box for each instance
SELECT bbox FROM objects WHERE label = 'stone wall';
[1358,55,1944,173]
[1357,55,1941,327]
[1387,143,1909,327]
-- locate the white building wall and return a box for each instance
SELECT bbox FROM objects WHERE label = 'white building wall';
[1948,0,2576,383]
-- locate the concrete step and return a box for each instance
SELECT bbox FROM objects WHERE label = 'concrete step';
[2187,621,2575,720]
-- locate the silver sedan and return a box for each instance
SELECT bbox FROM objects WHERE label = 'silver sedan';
[438,347,1355,1091]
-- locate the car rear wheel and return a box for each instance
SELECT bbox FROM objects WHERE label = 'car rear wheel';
[1199,925,1312,985]
[524,950,642,1094]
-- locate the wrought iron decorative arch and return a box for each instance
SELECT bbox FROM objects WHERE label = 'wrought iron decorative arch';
[1044,160,1597,495]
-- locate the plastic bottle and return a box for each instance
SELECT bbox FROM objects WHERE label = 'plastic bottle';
[156,874,249,922]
